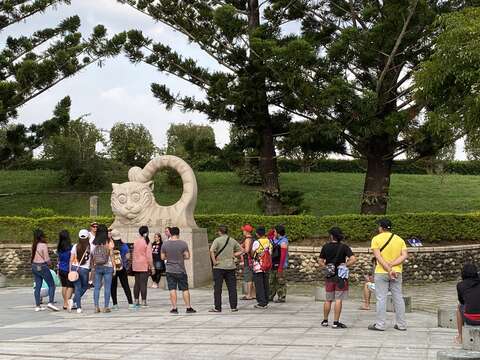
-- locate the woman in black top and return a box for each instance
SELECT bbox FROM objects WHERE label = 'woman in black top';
[151,232,165,288]
[456,263,480,343]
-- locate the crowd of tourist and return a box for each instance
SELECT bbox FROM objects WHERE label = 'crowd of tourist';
[29,218,480,336]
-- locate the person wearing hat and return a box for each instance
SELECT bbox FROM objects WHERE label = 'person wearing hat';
[68,229,91,313]
[319,227,356,328]
[110,229,134,310]
[269,224,289,303]
[209,225,243,312]
[368,218,408,332]
[89,222,98,246]
[240,224,255,301]
[251,226,273,309]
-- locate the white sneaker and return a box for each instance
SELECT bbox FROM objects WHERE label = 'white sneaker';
[76,308,82,314]
[47,303,60,312]
[35,306,45,312]
[67,299,73,312]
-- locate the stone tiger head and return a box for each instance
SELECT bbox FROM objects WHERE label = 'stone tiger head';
[111,181,155,224]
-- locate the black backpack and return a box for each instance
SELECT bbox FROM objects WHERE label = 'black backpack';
[271,240,281,266]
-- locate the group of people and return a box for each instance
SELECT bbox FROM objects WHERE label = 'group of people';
[30,218,480,340]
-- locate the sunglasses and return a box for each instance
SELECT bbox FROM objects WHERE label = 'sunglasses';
[91,225,98,228]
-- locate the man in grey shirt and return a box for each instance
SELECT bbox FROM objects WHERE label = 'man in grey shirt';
[161,227,196,314]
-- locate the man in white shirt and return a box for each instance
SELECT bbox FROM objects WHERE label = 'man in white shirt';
[89,222,98,246]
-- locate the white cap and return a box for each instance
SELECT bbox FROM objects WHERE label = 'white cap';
[78,229,89,239]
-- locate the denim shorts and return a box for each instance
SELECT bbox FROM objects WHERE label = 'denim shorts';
[166,272,189,291]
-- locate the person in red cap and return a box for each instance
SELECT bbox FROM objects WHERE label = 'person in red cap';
[240,224,255,300]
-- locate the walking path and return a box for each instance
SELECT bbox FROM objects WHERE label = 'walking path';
[0,283,461,360]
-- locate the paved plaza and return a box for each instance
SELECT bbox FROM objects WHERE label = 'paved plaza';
[0,282,462,360]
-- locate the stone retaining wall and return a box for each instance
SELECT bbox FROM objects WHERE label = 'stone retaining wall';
[1,243,479,283]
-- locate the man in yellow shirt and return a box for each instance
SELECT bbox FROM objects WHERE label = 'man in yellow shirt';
[368,219,408,332]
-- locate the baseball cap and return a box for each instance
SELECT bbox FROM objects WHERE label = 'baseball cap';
[256,226,266,236]
[90,221,98,227]
[377,218,392,230]
[79,229,90,239]
[241,224,254,233]
[111,229,121,241]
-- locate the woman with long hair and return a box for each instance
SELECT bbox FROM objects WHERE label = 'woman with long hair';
[57,230,74,310]
[110,229,134,310]
[151,232,165,288]
[31,229,59,312]
[91,224,115,313]
[69,229,91,313]
[132,226,154,308]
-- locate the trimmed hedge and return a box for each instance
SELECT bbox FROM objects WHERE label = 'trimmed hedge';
[1,213,480,244]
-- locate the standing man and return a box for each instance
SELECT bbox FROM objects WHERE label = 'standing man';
[161,227,196,314]
[89,221,98,246]
[368,219,408,332]
[269,225,288,303]
[251,226,272,309]
[319,227,356,328]
[240,224,256,301]
[209,225,243,312]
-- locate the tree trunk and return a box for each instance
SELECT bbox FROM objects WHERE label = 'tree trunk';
[361,151,393,215]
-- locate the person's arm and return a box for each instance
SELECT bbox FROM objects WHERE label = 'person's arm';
[233,241,243,257]
[147,242,154,273]
[183,249,191,260]
[319,257,326,268]
[277,243,288,273]
[346,255,356,267]
[389,249,408,267]
[457,283,465,305]
[372,248,392,273]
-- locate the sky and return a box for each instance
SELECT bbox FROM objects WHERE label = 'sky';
[1,0,467,159]
[1,0,230,150]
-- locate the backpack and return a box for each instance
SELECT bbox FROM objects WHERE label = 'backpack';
[258,243,272,272]
[271,240,281,266]
[92,245,110,266]
[113,249,123,271]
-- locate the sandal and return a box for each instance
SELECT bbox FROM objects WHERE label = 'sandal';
[360,305,370,311]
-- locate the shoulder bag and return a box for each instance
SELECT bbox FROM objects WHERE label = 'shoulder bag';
[323,243,344,279]
[68,247,88,282]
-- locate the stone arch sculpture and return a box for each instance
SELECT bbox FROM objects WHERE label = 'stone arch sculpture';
[111,155,198,230]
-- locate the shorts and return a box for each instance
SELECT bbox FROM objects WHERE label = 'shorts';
[460,305,480,326]
[325,278,349,301]
[243,265,253,283]
[166,272,189,291]
[58,270,74,288]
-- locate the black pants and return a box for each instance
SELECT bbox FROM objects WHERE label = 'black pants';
[111,269,133,305]
[151,271,162,284]
[253,272,269,307]
[213,268,238,311]
[134,271,149,301]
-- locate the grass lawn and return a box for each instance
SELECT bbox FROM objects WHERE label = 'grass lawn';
[0,170,479,216]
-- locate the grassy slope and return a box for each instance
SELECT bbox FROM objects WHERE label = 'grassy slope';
[0,170,479,216]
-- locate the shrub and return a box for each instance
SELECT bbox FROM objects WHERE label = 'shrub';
[28,208,56,218]
[1,213,480,244]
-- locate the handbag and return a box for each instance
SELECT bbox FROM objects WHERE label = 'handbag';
[323,244,344,279]
[68,247,88,282]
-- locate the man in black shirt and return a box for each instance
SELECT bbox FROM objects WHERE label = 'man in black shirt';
[456,263,480,343]
[319,227,356,328]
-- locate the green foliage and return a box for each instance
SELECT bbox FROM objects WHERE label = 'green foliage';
[109,122,158,167]
[3,212,480,244]
[237,160,262,186]
[28,207,56,217]
[43,118,106,190]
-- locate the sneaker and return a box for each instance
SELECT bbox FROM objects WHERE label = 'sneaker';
[67,299,73,313]
[368,324,384,331]
[394,325,407,331]
[254,304,268,309]
[103,308,111,313]
[151,283,158,289]
[47,303,60,312]
[332,321,347,329]
[112,305,120,311]
[170,308,178,314]
[128,304,136,310]
[209,308,221,313]
[186,307,197,314]
[321,320,328,327]
[141,301,148,307]
[231,308,239,312]
[35,306,45,312]
[76,308,82,314]
[95,307,101,314]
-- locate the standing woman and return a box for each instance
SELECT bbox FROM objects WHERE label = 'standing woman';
[31,229,59,312]
[133,226,154,307]
[110,229,135,310]
[69,230,91,313]
[91,224,115,313]
[57,230,74,310]
[151,232,165,288]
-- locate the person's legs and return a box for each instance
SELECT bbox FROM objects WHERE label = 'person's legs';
[269,271,277,301]
[166,273,178,309]
[362,282,371,309]
[264,272,270,304]
[41,266,56,304]
[456,305,464,343]
[133,273,140,303]
[118,269,133,304]
[253,272,267,306]
[277,274,287,301]
[32,265,43,307]
[62,287,67,307]
[111,272,118,306]
[103,267,113,308]
[183,290,192,308]
[140,272,148,301]
[334,300,343,321]
[79,268,89,297]
[213,268,223,311]
[374,273,389,330]
[225,269,238,310]
[390,274,406,329]
[94,266,106,308]
[170,290,178,309]
[324,301,332,320]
